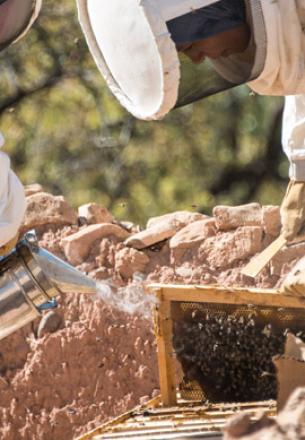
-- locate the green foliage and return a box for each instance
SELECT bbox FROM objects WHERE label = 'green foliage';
[0,0,286,225]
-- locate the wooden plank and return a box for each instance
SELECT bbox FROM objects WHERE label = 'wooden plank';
[155,289,177,407]
[106,419,227,431]
[135,400,275,417]
[149,284,278,295]
[132,406,275,424]
[149,284,305,310]
[241,235,287,278]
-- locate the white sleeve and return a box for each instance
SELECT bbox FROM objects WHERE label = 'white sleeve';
[282,95,305,181]
[0,134,26,247]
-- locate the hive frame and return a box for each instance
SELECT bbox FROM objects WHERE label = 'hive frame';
[76,396,275,439]
[149,284,305,407]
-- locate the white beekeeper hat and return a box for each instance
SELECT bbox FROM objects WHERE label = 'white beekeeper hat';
[77,0,266,121]
[0,0,42,52]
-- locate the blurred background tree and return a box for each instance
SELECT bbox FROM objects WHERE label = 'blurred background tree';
[0,0,287,225]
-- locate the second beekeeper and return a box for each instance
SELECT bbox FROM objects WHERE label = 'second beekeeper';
[77,0,305,244]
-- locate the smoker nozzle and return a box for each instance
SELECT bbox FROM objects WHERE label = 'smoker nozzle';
[33,247,97,296]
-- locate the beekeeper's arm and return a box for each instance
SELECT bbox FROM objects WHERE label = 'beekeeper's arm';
[0,134,26,256]
[0,2,43,256]
[280,95,305,241]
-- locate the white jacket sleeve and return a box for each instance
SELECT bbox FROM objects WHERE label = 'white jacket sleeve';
[0,133,26,247]
[282,95,305,181]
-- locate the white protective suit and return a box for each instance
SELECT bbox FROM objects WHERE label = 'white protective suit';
[247,0,305,182]
[76,0,305,244]
[0,0,41,251]
[282,96,305,181]
[0,134,26,248]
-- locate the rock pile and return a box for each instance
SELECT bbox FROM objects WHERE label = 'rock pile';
[0,187,303,439]
[22,191,299,288]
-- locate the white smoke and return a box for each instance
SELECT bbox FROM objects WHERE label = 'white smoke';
[96,273,159,320]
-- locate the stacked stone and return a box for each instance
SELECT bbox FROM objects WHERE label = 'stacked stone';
[22,189,305,288]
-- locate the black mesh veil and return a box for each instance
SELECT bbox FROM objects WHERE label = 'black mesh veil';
[175,48,258,108]
[167,0,262,109]
[176,56,243,108]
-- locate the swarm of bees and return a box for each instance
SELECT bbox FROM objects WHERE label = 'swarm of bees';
[173,311,305,402]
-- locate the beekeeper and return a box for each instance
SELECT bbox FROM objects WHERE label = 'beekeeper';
[0,0,41,256]
[75,0,305,244]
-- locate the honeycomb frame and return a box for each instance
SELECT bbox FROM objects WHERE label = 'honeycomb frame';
[149,284,305,407]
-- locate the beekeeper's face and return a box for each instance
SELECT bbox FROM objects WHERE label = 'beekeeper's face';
[177,23,250,64]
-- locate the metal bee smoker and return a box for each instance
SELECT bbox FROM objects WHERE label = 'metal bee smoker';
[0,231,96,340]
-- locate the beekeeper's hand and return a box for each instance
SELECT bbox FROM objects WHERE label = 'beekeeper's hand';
[280,256,305,297]
[0,234,19,257]
[280,180,305,242]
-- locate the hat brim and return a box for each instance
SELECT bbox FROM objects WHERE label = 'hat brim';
[77,0,180,120]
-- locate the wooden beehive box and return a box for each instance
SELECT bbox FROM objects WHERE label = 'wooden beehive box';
[77,284,305,440]
[151,284,305,407]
